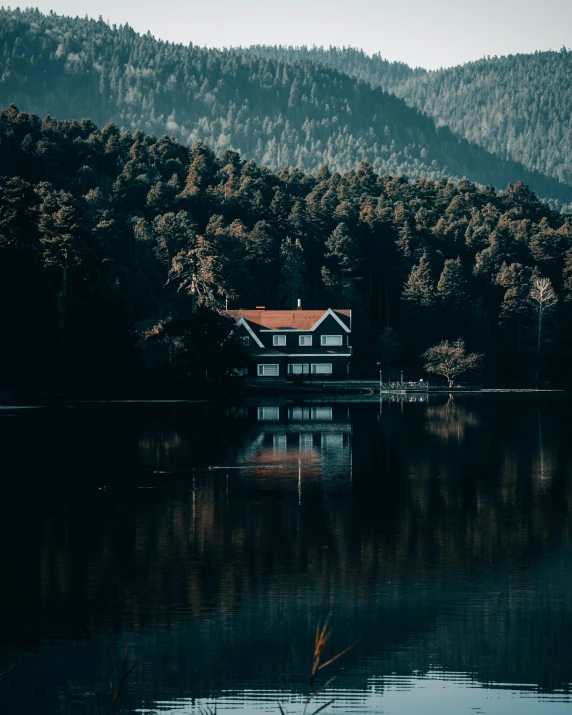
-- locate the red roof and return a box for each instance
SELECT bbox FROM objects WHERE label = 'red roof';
[225,309,350,330]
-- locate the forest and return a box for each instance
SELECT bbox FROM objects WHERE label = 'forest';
[1,105,571,393]
[1,8,572,206]
[242,45,572,190]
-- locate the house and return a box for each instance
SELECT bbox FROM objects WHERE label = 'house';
[224,303,352,378]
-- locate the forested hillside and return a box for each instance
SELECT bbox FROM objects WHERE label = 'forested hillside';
[1,8,571,205]
[243,46,572,191]
[240,45,420,92]
[1,106,571,391]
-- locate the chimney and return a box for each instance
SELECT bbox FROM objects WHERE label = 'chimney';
[297,298,302,310]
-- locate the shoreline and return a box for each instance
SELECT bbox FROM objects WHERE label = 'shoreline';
[0,386,566,408]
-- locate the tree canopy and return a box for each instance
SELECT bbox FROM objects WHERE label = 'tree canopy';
[1,105,571,390]
[423,339,483,388]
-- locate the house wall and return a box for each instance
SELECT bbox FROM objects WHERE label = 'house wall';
[284,356,348,377]
[260,314,350,350]
[234,312,351,378]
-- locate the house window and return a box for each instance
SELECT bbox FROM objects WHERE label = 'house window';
[288,364,309,375]
[299,335,312,346]
[311,364,333,374]
[258,364,279,376]
[239,336,250,346]
[321,335,343,346]
[273,335,286,346]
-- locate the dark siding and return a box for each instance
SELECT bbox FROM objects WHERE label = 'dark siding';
[238,311,352,378]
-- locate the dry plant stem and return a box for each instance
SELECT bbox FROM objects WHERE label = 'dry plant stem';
[301,621,355,715]
[97,644,138,714]
[311,699,335,715]
[110,661,137,711]
[307,675,338,702]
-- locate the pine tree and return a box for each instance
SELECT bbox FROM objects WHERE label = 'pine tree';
[496,262,533,326]
[437,257,467,302]
[279,237,306,308]
[152,211,197,267]
[183,142,218,196]
[402,252,435,306]
[563,248,572,300]
[38,186,86,354]
[321,222,363,304]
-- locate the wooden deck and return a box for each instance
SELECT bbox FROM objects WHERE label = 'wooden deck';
[242,378,430,392]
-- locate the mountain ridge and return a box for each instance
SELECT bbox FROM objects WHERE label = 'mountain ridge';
[1,8,571,206]
[238,45,572,190]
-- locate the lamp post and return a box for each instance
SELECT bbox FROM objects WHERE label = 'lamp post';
[377,362,382,394]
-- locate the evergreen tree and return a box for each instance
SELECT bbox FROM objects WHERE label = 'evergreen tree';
[321,222,363,304]
[563,248,572,300]
[437,257,467,302]
[279,237,307,308]
[0,103,571,388]
[402,252,435,306]
[152,211,197,267]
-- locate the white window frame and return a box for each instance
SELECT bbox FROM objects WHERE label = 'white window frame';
[321,335,343,346]
[257,363,279,376]
[299,335,313,346]
[273,335,286,346]
[288,363,309,375]
[311,364,333,374]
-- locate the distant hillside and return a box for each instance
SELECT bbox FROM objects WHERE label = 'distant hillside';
[1,8,571,205]
[238,45,420,89]
[242,46,572,190]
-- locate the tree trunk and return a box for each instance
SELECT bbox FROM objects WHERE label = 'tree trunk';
[57,265,68,360]
[536,309,543,387]
[384,272,391,327]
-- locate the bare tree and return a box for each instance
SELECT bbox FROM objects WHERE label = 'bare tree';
[422,339,483,388]
[529,278,558,384]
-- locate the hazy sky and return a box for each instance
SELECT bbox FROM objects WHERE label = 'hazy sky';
[27,0,572,69]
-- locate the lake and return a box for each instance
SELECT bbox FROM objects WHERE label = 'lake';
[0,393,571,714]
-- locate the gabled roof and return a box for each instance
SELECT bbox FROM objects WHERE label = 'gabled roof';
[236,317,265,347]
[225,308,351,332]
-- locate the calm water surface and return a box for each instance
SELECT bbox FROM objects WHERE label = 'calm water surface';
[1,393,571,714]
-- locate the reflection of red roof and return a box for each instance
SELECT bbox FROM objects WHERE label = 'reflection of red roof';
[225,309,350,330]
[241,451,320,468]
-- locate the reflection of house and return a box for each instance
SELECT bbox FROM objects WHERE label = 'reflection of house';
[258,406,333,421]
[236,405,352,485]
[224,306,352,378]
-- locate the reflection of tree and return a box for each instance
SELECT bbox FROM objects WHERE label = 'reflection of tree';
[532,407,556,489]
[425,395,479,442]
[33,423,572,695]
[3,400,572,713]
